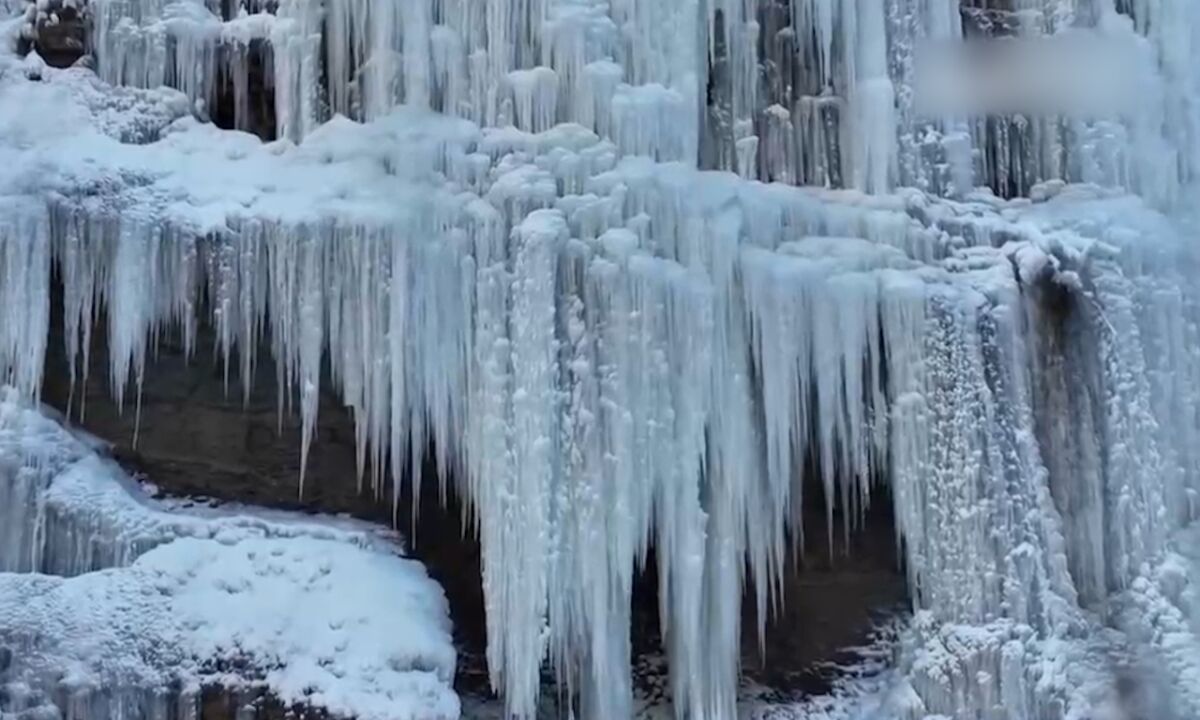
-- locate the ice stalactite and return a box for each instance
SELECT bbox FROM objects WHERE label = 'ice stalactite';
[88,0,278,134]
[0,201,50,403]
[271,0,321,141]
[889,0,972,196]
[8,169,1198,720]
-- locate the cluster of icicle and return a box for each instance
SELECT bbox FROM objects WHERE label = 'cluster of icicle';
[81,0,1200,202]
[6,163,1200,719]
[1,170,946,720]
[91,0,277,132]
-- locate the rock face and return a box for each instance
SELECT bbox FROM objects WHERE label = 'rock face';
[33,11,86,67]
[18,4,86,68]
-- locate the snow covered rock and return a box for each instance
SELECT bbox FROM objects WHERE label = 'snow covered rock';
[0,391,460,720]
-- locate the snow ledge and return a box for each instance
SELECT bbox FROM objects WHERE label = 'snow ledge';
[0,390,460,720]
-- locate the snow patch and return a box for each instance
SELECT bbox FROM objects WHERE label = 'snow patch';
[0,391,459,720]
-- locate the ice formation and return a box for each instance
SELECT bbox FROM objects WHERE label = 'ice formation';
[0,392,459,719]
[4,0,1200,718]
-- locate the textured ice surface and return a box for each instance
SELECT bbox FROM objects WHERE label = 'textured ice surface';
[52,0,1200,202]
[5,1,1200,719]
[0,391,459,720]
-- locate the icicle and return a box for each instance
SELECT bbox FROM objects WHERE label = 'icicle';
[508,67,558,133]
[478,209,566,716]
[272,0,323,141]
[0,202,51,402]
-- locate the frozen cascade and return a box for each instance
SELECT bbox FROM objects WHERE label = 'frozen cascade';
[66,0,1200,200]
[5,0,1200,719]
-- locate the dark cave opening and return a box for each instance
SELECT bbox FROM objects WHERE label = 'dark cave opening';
[210,39,279,142]
[627,477,906,707]
[739,470,906,698]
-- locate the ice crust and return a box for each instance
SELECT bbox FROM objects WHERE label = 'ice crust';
[0,392,460,720]
[5,0,1200,719]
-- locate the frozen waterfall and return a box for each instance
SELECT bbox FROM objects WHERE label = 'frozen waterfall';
[4,0,1200,718]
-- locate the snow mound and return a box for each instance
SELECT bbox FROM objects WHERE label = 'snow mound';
[0,391,459,720]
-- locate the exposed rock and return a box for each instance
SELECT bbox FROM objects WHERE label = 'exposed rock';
[18,5,86,69]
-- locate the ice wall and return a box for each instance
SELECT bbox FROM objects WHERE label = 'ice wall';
[4,0,1200,719]
[61,0,1200,201]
